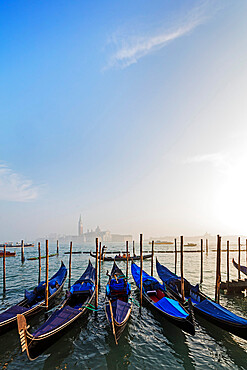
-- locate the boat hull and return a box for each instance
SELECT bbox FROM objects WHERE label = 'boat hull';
[0,263,67,335]
[156,259,247,340]
[193,305,247,339]
[142,292,195,335]
[22,292,95,360]
[90,251,152,261]
[105,300,132,343]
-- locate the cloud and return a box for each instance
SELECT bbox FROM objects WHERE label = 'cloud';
[0,163,40,202]
[106,1,213,69]
[184,152,231,173]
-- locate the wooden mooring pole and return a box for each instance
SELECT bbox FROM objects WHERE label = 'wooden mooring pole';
[227,240,229,290]
[126,241,129,278]
[98,242,102,289]
[133,241,135,256]
[95,238,99,309]
[174,238,177,274]
[38,242,41,284]
[180,236,185,302]
[21,240,25,264]
[238,237,241,280]
[45,240,49,309]
[3,244,6,293]
[200,239,203,284]
[215,235,221,303]
[151,240,154,276]
[56,240,59,255]
[68,241,72,288]
[246,239,247,267]
[140,234,143,311]
[206,239,209,254]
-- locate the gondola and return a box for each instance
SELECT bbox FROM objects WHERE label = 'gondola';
[0,262,67,335]
[105,262,132,344]
[64,251,82,255]
[17,260,96,360]
[131,262,195,335]
[0,250,16,257]
[156,259,247,340]
[90,251,152,261]
[232,258,247,276]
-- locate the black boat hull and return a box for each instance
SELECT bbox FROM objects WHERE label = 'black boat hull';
[0,263,67,336]
[105,301,131,343]
[90,251,151,261]
[105,262,132,344]
[156,259,247,340]
[18,260,96,360]
[193,305,247,340]
[141,291,195,335]
[20,293,95,360]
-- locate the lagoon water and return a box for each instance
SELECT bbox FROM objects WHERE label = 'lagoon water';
[0,242,247,369]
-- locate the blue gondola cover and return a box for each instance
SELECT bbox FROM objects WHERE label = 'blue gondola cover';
[25,263,67,302]
[131,263,160,289]
[106,299,131,324]
[154,297,188,319]
[195,299,247,325]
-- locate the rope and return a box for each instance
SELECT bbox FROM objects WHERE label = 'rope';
[129,297,140,307]
[80,305,99,312]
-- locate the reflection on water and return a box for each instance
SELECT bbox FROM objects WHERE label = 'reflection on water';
[0,242,247,369]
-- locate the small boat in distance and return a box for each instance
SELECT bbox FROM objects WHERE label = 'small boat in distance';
[0,250,16,257]
[149,240,173,245]
[184,243,197,247]
[89,251,152,261]
[105,262,132,344]
[64,251,82,255]
[0,243,35,248]
[17,260,95,360]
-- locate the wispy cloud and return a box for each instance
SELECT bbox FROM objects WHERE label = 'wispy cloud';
[106,1,214,69]
[184,152,231,173]
[0,163,40,202]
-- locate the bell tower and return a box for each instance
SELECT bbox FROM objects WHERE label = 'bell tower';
[78,215,83,236]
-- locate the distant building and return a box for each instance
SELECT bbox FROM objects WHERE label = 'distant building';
[78,215,83,236]
[38,216,132,244]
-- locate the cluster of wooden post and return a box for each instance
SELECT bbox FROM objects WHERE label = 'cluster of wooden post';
[3,234,247,306]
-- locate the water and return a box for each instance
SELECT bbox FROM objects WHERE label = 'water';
[1,242,247,369]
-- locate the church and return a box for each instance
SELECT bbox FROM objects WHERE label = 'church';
[77,215,132,243]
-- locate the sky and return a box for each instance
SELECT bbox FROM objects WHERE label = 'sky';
[1,0,247,241]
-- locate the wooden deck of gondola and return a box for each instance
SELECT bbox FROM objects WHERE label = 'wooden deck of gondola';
[220,279,247,293]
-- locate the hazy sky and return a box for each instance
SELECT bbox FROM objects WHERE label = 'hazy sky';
[1,0,247,241]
